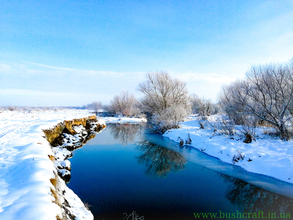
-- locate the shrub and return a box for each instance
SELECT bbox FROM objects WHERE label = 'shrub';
[190,94,217,116]
[219,60,293,140]
[109,91,140,117]
[138,71,191,133]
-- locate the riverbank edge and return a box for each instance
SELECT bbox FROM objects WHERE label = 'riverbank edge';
[43,115,106,220]
[163,117,293,186]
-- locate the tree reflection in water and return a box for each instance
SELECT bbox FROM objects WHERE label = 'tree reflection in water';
[108,123,143,145]
[220,174,293,214]
[137,140,187,177]
[109,123,293,214]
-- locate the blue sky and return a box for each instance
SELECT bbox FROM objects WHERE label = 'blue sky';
[1,0,293,106]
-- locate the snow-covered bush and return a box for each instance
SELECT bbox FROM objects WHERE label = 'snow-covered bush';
[239,115,258,143]
[138,71,191,133]
[190,94,219,116]
[232,150,245,164]
[82,101,102,113]
[220,60,293,140]
[151,105,190,133]
[109,91,140,117]
[207,117,236,136]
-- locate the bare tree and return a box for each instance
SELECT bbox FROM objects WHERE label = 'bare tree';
[83,101,102,112]
[190,94,215,116]
[220,61,293,140]
[92,101,102,113]
[109,91,140,117]
[138,71,191,133]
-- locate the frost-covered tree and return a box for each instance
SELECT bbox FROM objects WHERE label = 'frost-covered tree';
[190,94,215,116]
[109,91,140,117]
[138,71,191,133]
[220,61,293,140]
[83,101,102,112]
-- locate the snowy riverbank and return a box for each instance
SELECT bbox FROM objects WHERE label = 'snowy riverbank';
[163,115,293,185]
[0,109,148,219]
[0,109,99,220]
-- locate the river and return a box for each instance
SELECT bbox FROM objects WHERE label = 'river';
[67,123,293,220]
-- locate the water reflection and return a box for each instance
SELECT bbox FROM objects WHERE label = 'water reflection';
[137,140,187,177]
[221,174,293,214]
[136,137,293,214]
[108,123,143,145]
[68,124,293,219]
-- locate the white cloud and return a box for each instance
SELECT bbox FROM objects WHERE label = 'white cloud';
[0,64,11,71]
[25,62,129,77]
[0,62,147,106]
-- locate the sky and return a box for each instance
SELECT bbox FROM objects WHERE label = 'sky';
[1,0,293,106]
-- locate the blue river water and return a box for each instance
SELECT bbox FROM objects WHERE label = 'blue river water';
[67,123,293,220]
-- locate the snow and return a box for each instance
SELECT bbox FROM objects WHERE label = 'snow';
[3,108,292,217]
[54,148,73,161]
[163,115,293,185]
[59,160,71,170]
[0,109,145,219]
[0,109,95,220]
[73,125,86,133]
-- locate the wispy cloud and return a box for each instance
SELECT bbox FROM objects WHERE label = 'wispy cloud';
[0,61,146,105]
[24,61,129,77]
[0,61,145,79]
[0,64,11,71]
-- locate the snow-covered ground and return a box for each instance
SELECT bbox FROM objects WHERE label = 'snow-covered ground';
[164,115,293,185]
[0,109,96,220]
[0,109,147,220]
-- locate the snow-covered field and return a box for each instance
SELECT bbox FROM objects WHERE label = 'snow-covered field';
[164,115,293,185]
[0,109,147,220]
[0,109,96,220]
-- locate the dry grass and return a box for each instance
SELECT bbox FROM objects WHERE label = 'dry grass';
[96,123,107,131]
[64,119,85,134]
[50,188,61,206]
[50,174,62,207]
[45,116,107,182]
[51,174,76,220]
[48,155,55,162]
[50,176,58,188]
[65,115,97,133]
[257,120,275,128]
[43,122,66,146]
[43,116,100,146]
[44,116,105,220]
